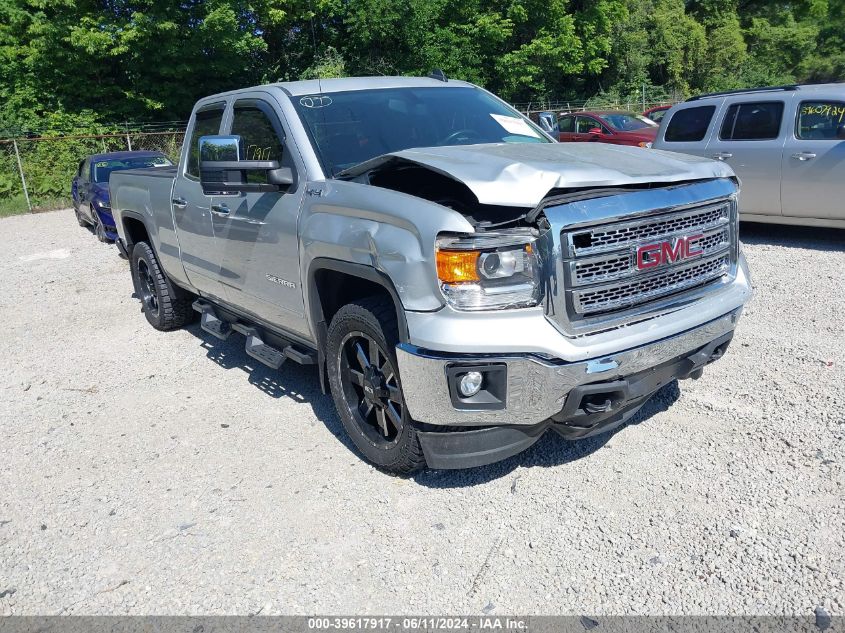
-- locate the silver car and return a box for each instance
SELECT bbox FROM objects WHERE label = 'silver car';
[653,84,845,229]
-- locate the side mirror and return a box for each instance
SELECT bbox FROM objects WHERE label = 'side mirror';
[588,127,602,135]
[837,124,845,140]
[198,135,293,194]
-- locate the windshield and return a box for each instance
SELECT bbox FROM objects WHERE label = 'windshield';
[93,155,172,183]
[599,113,659,132]
[292,86,551,176]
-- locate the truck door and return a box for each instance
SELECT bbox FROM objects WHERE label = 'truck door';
[781,98,845,222]
[171,103,228,299]
[212,96,308,337]
[705,97,790,217]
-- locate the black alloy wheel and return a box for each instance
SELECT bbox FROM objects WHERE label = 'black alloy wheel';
[338,330,405,447]
[326,297,426,474]
[136,258,159,317]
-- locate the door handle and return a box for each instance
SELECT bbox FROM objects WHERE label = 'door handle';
[210,203,230,217]
[712,152,733,160]
[172,197,188,209]
[791,152,817,161]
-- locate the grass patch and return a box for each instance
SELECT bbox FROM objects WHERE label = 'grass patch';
[0,196,71,218]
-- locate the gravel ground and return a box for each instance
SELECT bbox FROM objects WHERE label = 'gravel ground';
[0,208,842,616]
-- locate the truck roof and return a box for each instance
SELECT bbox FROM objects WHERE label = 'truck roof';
[274,76,472,96]
[201,76,474,102]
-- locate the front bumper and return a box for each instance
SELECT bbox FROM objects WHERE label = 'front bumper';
[397,308,740,429]
[408,329,733,469]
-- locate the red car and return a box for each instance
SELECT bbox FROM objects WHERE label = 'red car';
[643,105,671,123]
[558,110,658,147]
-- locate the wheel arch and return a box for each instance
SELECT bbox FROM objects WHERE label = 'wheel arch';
[307,258,410,393]
[120,212,152,253]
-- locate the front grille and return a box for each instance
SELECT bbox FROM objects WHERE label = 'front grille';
[573,254,730,315]
[569,203,730,257]
[561,199,736,319]
[572,225,731,286]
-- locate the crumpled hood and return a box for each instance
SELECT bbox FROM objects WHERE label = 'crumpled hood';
[345,142,735,207]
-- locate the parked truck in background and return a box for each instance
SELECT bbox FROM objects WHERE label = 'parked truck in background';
[110,75,752,474]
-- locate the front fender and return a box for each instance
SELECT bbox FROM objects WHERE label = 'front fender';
[92,202,115,227]
[299,179,475,313]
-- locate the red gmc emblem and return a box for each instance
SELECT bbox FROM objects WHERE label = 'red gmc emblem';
[636,234,704,270]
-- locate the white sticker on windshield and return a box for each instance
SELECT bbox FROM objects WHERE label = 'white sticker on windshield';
[300,95,333,108]
[490,114,541,138]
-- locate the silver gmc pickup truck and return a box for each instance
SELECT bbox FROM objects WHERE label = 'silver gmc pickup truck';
[111,75,752,474]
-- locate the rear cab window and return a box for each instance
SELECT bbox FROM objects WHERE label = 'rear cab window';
[719,101,784,141]
[796,101,845,139]
[186,104,226,178]
[664,106,716,142]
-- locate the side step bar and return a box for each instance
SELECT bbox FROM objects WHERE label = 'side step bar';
[192,300,316,369]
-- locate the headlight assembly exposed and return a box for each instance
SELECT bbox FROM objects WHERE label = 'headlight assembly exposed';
[435,230,541,310]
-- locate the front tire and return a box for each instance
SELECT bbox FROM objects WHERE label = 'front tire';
[130,241,194,331]
[327,297,426,475]
[92,207,110,242]
[74,206,88,227]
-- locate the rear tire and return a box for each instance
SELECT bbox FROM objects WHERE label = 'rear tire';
[130,241,194,331]
[327,296,426,475]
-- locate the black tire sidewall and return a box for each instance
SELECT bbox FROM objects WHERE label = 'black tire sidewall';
[93,210,108,242]
[130,243,165,329]
[326,302,423,472]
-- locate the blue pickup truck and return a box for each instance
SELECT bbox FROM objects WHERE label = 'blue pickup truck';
[72,151,172,241]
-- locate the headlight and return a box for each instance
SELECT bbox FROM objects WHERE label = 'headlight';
[435,231,541,310]
[93,200,111,212]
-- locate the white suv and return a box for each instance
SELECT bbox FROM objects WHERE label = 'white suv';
[654,84,845,229]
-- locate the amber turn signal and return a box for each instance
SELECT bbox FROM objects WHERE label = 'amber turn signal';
[436,249,480,283]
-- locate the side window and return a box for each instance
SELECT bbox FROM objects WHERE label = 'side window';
[796,101,845,140]
[559,116,574,133]
[186,105,225,178]
[575,116,598,134]
[231,104,284,161]
[719,101,784,141]
[664,106,716,142]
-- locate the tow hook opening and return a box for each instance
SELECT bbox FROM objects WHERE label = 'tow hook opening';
[556,381,629,426]
[582,394,615,414]
[707,342,730,364]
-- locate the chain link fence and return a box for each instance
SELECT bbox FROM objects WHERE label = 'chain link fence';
[0,130,185,216]
[0,96,680,217]
[514,99,679,117]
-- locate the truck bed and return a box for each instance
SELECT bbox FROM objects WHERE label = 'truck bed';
[110,166,180,271]
[110,167,178,229]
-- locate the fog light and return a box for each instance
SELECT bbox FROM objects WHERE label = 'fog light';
[458,371,483,397]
